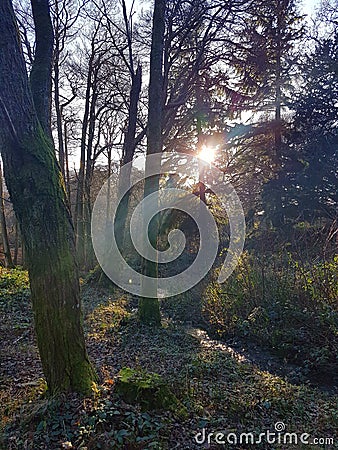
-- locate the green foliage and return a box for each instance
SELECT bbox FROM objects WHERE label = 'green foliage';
[263,32,338,224]
[203,252,338,377]
[0,267,29,302]
[86,297,131,339]
[294,256,338,305]
[231,0,304,101]
[76,396,165,449]
[2,383,166,450]
[2,287,338,449]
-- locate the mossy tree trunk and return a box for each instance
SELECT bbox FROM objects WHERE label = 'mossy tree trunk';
[0,0,96,394]
[139,0,165,326]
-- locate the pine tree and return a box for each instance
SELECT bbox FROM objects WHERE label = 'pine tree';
[272,33,338,222]
[232,0,305,226]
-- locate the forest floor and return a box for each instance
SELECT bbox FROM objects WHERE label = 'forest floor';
[0,279,337,449]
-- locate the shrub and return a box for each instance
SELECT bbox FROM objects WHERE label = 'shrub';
[202,252,338,378]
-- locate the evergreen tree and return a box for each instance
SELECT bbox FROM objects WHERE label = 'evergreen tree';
[266,33,338,223]
[231,0,305,226]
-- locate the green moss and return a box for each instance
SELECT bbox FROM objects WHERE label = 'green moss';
[70,362,98,396]
[22,123,56,171]
[138,298,161,326]
[116,368,187,418]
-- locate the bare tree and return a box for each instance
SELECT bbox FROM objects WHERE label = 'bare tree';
[138,0,166,326]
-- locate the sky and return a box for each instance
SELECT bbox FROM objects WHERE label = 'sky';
[302,0,321,14]
[69,0,323,170]
[124,0,321,15]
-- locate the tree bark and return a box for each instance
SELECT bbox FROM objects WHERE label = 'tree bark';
[139,0,165,326]
[195,68,207,205]
[0,160,13,268]
[83,75,99,271]
[64,121,71,199]
[13,217,19,266]
[116,65,142,248]
[30,0,54,136]
[75,36,96,270]
[0,0,96,394]
[273,0,284,227]
[54,50,66,180]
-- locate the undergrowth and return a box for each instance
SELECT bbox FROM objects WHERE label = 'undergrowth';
[203,252,338,381]
[0,261,337,449]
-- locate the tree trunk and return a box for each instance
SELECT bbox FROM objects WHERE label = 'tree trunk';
[273,0,284,227]
[64,121,71,200]
[0,160,13,268]
[13,217,19,266]
[84,163,94,271]
[83,80,99,271]
[195,70,207,205]
[54,49,66,180]
[0,0,96,394]
[75,44,94,270]
[275,0,282,163]
[139,0,165,326]
[30,0,53,137]
[116,65,142,249]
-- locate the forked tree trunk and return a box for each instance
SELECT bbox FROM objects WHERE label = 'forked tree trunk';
[0,0,96,394]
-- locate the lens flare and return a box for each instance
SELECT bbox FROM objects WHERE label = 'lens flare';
[198,145,216,163]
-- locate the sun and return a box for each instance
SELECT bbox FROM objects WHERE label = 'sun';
[198,145,216,164]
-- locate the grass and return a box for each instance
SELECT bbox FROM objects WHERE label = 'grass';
[0,269,337,449]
